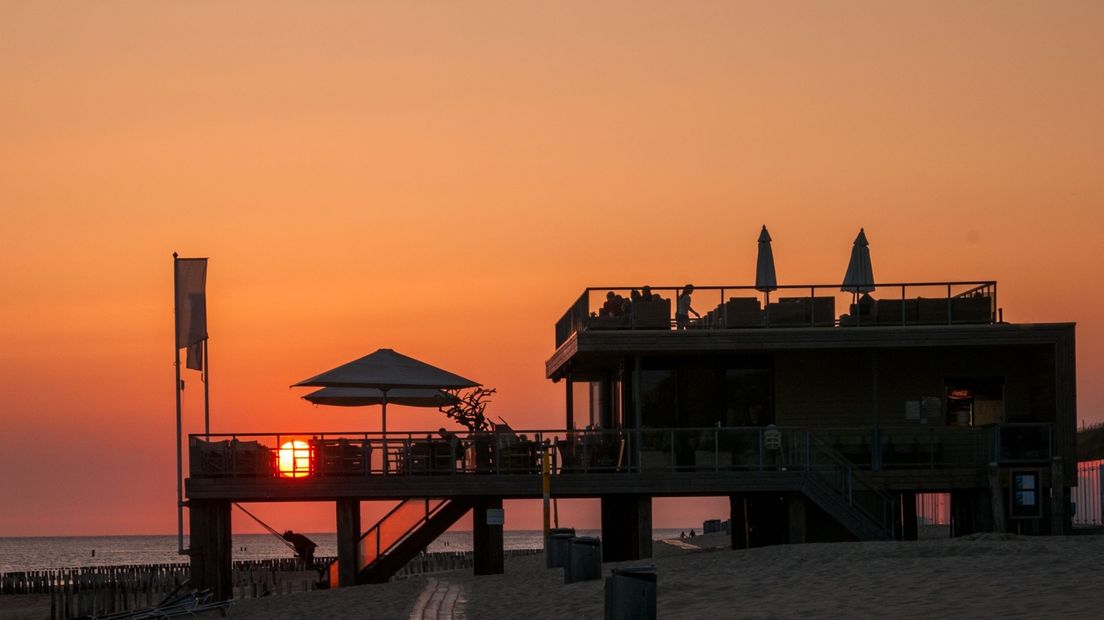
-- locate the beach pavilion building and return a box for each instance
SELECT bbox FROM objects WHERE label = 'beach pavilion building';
[546,281,1075,550]
[184,278,1075,600]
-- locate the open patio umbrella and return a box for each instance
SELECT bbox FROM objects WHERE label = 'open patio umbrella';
[302,387,459,408]
[841,228,876,294]
[293,348,480,471]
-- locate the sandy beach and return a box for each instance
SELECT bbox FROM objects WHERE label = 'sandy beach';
[4,533,1103,618]
[211,533,1104,619]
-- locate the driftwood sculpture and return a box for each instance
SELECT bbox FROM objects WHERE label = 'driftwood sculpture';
[439,387,497,432]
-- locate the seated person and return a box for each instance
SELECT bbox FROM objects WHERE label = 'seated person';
[601,291,622,317]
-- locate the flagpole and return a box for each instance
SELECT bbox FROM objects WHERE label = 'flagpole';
[203,339,210,437]
[173,252,185,555]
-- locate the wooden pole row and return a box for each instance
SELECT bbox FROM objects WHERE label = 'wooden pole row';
[4,548,542,618]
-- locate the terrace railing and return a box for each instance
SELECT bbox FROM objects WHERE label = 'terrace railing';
[554,281,998,348]
[187,422,1046,480]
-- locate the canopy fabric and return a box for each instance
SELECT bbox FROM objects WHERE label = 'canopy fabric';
[755,225,778,293]
[841,228,876,293]
[303,387,459,408]
[292,348,480,390]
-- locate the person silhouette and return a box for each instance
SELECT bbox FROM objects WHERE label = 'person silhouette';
[282,530,318,570]
[676,285,700,329]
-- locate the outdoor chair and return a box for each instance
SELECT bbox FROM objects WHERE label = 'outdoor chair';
[229,440,274,477]
[190,439,232,477]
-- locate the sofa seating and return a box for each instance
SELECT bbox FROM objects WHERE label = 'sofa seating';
[951,296,991,323]
[875,299,919,325]
[631,298,671,329]
[773,296,836,327]
[724,297,762,327]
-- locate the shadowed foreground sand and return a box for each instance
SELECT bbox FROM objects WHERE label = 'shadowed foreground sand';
[224,533,1104,619]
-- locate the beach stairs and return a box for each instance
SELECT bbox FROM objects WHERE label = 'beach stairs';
[325,497,475,587]
[801,437,899,541]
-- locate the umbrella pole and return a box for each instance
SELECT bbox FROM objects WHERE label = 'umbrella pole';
[381,392,389,475]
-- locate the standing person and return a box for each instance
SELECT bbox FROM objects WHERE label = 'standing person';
[283,530,318,571]
[676,284,700,329]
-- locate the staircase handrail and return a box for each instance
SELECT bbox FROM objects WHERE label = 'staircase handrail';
[323,497,449,581]
[806,432,898,537]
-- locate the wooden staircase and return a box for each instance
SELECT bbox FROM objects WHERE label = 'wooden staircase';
[801,435,898,541]
[325,497,475,587]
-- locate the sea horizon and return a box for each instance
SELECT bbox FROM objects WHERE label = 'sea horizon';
[0,529,698,574]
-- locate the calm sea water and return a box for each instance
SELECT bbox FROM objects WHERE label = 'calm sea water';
[0,529,690,573]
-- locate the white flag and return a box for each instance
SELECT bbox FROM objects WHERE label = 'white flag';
[175,258,207,370]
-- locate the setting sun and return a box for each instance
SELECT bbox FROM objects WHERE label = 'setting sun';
[278,441,312,478]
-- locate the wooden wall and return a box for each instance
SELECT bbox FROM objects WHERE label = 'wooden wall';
[774,344,1056,427]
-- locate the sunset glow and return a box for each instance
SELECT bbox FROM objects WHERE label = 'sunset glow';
[1,2,1101,537]
[278,441,312,478]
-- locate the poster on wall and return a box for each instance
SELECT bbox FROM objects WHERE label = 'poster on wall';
[1010,470,1042,519]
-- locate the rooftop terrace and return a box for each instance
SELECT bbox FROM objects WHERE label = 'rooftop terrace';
[555,281,998,349]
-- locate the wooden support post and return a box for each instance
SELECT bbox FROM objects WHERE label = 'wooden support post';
[787,493,806,544]
[987,465,1006,533]
[601,495,652,561]
[1051,457,1065,535]
[900,492,918,541]
[335,499,361,587]
[473,497,504,575]
[730,494,749,549]
[565,379,574,430]
[188,499,232,601]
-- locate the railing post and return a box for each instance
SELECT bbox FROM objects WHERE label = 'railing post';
[810,286,816,326]
[901,284,906,325]
[714,427,719,472]
[946,283,952,324]
[635,428,641,473]
[847,466,853,503]
[758,430,764,471]
[670,430,676,472]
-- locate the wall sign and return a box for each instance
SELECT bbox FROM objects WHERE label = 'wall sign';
[1010,470,1042,519]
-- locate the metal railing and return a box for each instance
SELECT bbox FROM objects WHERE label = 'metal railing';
[554,281,998,348]
[187,422,1045,479]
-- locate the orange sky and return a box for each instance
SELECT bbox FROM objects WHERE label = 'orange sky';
[1,2,1102,537]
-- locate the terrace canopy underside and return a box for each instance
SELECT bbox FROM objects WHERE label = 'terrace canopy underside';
[545,322,1076,381]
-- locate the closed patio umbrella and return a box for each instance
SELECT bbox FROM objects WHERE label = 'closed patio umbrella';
[756,225,779,318]
[842,228,876,325]
[841,228,876,294]
[755,225,778,293]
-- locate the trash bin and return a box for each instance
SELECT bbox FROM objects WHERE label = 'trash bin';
[604,565,657,620]
[564,536,602,583]
[547,528,576,568]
